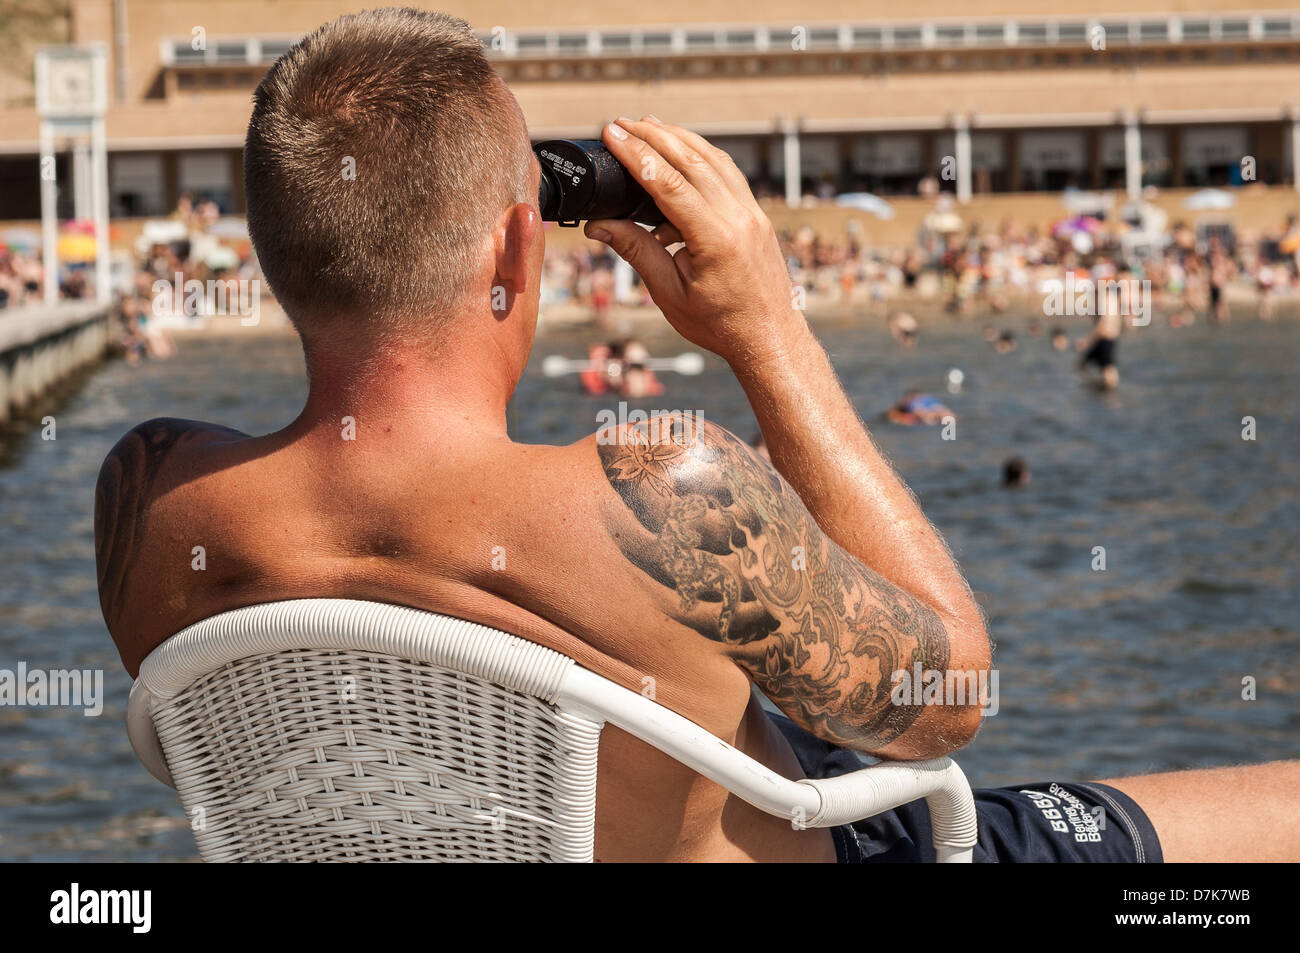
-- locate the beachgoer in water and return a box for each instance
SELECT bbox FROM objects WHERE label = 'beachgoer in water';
[887,390,953,426]
[1002,456,1030,488]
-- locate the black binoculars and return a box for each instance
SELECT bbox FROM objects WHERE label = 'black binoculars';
[535,139,666,227]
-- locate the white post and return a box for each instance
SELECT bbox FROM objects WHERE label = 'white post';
[40,122,58,305]
[92,116,111,303]
[1292,113,1300,192]
[613,255,634,303]
[73,141,92,220]
[954,118,973,204]
[1124,114,1142,201]
[783,121,802,207]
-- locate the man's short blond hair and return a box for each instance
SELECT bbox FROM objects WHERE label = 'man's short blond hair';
[244,8,531,338]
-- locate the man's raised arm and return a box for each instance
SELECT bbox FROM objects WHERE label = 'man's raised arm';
[586,116,990,759]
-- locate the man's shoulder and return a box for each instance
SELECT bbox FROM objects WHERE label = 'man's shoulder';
[588,414,773,500]
[94,418,249,628]
[100,416,246,459]
[95,417,248,498]
[578,414,785,543]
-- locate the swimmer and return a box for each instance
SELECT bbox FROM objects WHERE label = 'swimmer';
[889,311,919,348]
[1078,308,1122,389]
[886,390,954,426]
[1002,456,1030,488]
[620,339,665,399]
[993,330,1017,354]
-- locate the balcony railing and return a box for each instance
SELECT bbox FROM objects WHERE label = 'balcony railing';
[159,13,1300,67]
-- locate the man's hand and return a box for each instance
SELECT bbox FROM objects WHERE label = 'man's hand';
[585,117,805,367]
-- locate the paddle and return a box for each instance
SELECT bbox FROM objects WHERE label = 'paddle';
[541,352,706,378]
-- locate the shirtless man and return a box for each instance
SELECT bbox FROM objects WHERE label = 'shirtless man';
[95,9,1297,862]
[1079,298,1123,389]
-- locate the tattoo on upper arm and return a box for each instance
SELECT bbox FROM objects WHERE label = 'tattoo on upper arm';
[599,420,950,749]
[93,419,196,628]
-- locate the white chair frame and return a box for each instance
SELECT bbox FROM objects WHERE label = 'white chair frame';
[127,599,978,862]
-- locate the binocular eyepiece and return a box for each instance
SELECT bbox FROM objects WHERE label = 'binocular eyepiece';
[535,139,666,227]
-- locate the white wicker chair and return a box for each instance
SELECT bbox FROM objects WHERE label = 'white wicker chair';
[127,599,978,862]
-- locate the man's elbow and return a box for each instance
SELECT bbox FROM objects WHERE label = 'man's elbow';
[936,699,986,753]
[935,622,993,752]
[883,622,992,759]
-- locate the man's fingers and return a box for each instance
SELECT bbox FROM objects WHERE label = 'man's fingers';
[601,122,718,248]
[585,218,683,301]
[645,118,760,212]
[617,118,739,209]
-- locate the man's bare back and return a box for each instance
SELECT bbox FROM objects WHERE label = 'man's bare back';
[96,360,986,862]
[96,409,840,860]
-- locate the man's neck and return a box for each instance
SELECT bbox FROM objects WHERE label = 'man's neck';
[291,325,520,441]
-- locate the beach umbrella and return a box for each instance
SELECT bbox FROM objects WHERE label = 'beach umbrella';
[207,217,249,239]
[834,192,896,219]
[1183,189,1236,211]
[1,227,41,252]
[140,219,189,243]
[203,244,240,271]
[924,209,963,233]
[1061,190,1113,216]
[1051,215,1103,239]
[57,233,98,262]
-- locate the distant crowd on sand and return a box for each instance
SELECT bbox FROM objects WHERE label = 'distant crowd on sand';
[540,205,1300,328]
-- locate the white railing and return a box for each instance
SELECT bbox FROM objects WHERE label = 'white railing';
[158,13,1300,68]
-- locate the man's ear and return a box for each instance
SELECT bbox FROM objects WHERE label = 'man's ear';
[491,202,540,319]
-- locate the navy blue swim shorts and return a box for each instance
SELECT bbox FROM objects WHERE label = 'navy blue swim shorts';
[770,713,1163,863]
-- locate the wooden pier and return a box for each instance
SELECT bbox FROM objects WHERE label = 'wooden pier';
[0,302,113,424]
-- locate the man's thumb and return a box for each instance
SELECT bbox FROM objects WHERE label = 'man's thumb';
[585,219,676,290]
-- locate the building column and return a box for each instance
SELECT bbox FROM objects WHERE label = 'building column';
[40,123,58,305]
[1124,113,1142,200]
[953,117,972,204]
[782,120,801,207]
[73,142,93,220]
[1291,112,1300,191]
[91,116,111,303]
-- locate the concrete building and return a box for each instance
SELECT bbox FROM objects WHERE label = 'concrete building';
[3,1,1300,219]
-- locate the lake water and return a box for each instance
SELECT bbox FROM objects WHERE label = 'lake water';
[1,312,1297,860]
